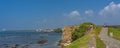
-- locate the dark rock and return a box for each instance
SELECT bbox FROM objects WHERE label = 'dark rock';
[58,40,62,46]
[29,42,33,44]
[22,46,28,48]
[5,45,9,47]
[25,44,29,46]
[3,43,8,45]
[11,46,17,48]
[15,44,19,47]
[11,44,19,48]
[37,39,47,44]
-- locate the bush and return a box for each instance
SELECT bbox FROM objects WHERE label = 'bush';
[72,22,94,41]
[54,28,62,32]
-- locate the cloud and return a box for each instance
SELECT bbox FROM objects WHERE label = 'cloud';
[64,10,80,18]
[70,10,80,17]
[97,2,120,25]
[85,10,93,16]
[99,2,120,16]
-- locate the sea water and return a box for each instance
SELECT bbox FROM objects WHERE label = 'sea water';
[0,31,62,48]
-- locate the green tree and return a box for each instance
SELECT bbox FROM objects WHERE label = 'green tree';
[54,28,62,32]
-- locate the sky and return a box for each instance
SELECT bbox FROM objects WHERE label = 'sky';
[0,0,120,30]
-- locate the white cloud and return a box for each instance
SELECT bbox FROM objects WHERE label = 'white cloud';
[99,2,120,16]
[65,10,80,18]
[85,10,93,16]
[70,10,80,17]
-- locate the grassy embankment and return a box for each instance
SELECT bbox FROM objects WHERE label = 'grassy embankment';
[108,27,120,41]
[66,22,93,48]
[66,23,105,48]
[66,34,90,48]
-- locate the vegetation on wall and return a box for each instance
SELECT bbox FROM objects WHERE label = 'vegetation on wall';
[72,22,94,41]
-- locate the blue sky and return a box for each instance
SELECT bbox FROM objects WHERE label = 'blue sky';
[0,0,120,30]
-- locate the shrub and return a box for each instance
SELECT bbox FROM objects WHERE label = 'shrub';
[72,22,94,41]
[54,28,62,32]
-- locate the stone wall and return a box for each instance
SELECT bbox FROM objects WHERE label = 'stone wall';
[59,24,94,46]
[60,26,79,46]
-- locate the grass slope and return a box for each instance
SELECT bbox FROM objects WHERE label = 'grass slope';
[66,22,93,48]
[66,35,91,48]
[96,37,106,48]
[66,23,105,48]
[108,28,120,41]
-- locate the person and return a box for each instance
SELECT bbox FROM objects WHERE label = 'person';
[103,24,107,28]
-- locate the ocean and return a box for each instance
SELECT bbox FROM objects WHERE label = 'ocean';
[0,31,62,48]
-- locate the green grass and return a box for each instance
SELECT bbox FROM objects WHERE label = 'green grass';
[108,28,120,40]
[66,22,94,48]
[66,25,106,48]
[95,27,106,48]
[92,26,106,48]
[66,26,105,48]
[96,37,106,48]
[91,26,102,36]
[66,35,91,48]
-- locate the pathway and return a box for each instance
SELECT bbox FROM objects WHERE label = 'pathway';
[99,27,120,48]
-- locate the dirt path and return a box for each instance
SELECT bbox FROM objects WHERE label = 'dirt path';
[99,27,120,48]
[87,27,96,48]
[88,37,96,48]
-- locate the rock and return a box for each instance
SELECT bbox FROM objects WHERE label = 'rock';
[3,43,8,45]
[37,39,47,44]
[22,46,28,48]
[29,42,33,44]
[5,45,9,47]
[15,44,19,47]
[11,44,19,48]
[61,26,78,45]
[11,46,17,48]
[58,40,62,46]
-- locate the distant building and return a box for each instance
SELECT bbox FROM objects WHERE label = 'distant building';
[36,29,54,32]
[36,29,42,32]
